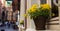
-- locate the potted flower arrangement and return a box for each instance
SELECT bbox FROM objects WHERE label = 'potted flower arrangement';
[27,4,51,30]
[20,20,24,25]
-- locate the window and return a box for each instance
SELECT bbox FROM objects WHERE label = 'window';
[51,0,58,18]
[40,0,46,4]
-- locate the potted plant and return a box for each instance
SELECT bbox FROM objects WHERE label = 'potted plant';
[27,4,51,30]
[20,20,24,25]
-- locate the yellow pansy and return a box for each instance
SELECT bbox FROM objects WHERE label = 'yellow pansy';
[40,4,50,10]
[52,13,55,16]
[23,14,28,17]
[30,8,36,12]
[30,4,38,12]
[27,4,51,18]
[28,9,32,13]
[20,20,24,24]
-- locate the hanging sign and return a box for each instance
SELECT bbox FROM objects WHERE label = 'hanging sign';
[6,1,12,7]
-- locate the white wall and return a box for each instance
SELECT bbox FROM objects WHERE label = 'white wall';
[19,0,25,31]
[26,0,40,31]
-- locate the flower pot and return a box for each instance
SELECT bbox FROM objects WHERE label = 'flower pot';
[33,16,47,30]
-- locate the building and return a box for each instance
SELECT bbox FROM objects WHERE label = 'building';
[0,0,2,21]
[0,0,20,22]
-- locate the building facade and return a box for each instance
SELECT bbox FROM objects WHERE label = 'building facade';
[0,0,2,20]
[0,0,19,22]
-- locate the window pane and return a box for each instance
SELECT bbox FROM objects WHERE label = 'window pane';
[40,0,46,4]
[51,0,58,18]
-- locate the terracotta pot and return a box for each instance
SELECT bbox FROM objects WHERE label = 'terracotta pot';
[33,16,47,30]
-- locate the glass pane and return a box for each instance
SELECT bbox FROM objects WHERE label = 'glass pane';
[40,0,46,4]
[51,0,58,18]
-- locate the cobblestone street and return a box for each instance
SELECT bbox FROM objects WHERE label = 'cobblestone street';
[0,22,18,31]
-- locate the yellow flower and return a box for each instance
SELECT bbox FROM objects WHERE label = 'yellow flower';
[20,20,24,24]
[29,4,38,12]
[23,14,28,17]
[30,8,36,12]
[52,13,55,16]
[40,4,50,10]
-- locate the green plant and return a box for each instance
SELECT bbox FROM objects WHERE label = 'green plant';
[27,4,51,19]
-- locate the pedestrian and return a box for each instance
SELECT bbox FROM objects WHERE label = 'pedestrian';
[2,21,5,26]
[2,11,5,26]
[16,21,18,26]
[15,21,18,29]
[5,21,8,28]
[1,29,5,31]
[7,21,10,28]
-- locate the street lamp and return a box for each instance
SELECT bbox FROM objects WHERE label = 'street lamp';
[53,0,60,25]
